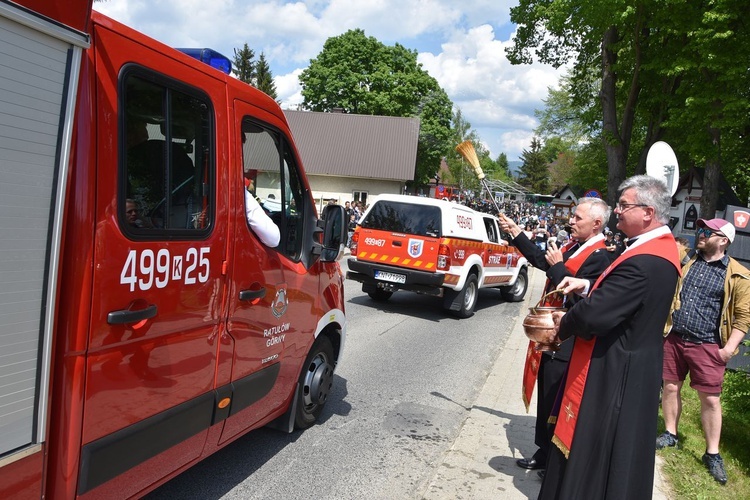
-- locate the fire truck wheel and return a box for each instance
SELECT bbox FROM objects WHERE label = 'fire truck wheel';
[294,335,335,429]
[453,273,479,318]
[501,267,528,302]
[367,289,393,302]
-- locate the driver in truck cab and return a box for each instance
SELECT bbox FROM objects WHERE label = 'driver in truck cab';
[244,168,280,247]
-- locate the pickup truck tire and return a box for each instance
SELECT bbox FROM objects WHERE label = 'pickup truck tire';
[294,335,335,429]
[448,272,479,319]
[367,289,393,302]
[501,267,528,302]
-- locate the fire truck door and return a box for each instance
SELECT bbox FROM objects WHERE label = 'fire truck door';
[78,30,228,495]
[219,106,303,443]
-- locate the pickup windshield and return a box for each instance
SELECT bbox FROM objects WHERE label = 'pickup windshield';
[360,201,442,238]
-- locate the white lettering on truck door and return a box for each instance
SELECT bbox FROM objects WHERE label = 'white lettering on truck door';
[120,248,210,291]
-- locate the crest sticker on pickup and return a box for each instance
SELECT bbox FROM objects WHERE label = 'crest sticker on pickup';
[408,239,424,258]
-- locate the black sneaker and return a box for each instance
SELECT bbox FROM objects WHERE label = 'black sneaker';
[702,453,728,485]
[655,431,678,449]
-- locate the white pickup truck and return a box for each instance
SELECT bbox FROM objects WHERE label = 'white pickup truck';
[347,195,529,317]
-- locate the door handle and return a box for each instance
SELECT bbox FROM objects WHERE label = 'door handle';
[239,288,266,301]
[107,304,157,325]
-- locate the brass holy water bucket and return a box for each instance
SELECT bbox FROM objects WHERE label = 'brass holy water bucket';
[522,291,567,351]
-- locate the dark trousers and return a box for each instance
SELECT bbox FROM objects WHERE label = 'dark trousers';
[535,354,569,460]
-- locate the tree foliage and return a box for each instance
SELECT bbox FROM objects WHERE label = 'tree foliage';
[299,29,454,185]
[443,108,480,189]
[442,109,513,195]
[519,137,549,194]
[508,0,750,212]
[255,53,278,100]
[233,43,255,85]
[495,153,510,177]
[233,45,278,101]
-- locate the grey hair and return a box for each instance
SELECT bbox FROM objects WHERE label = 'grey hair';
[618,175,671,224]
[576,197,612,232]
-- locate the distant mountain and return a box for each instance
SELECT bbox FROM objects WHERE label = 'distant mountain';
[508,160,522,176]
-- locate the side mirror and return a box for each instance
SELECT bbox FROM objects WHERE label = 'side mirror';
[319,205,347,262]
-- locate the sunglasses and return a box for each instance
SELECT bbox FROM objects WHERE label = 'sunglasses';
[696,227,724,239]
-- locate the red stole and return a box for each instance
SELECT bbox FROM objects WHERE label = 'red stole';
[551,232,681,457]
[521,239,607,411]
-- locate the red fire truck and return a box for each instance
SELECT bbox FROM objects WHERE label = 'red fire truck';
[0,1,348,497]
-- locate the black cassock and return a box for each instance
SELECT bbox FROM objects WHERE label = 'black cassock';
[539,253,679,500]
[512,233,612,459]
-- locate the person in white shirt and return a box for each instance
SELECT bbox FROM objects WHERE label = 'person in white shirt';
[244,171,280,247]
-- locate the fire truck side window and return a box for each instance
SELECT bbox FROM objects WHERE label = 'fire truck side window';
[122,73,213,234]
[241,119,305,260]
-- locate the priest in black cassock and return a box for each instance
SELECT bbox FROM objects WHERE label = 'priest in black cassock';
[499,198,612,473]
[538,175,681,500]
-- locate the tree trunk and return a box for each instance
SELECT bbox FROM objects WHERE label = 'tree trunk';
[701,128,721,218]
[600,26,625,206]
[600,24,642,205]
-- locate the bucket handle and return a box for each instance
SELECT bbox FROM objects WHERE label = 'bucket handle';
[531,289,564,312]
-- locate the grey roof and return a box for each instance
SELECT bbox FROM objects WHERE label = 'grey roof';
[283,110,420,181]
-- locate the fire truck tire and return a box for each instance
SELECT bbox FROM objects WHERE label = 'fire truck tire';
[501,267,528,302]
[452,272,479,318]
[367,289,393,302]
[294,335,335,429]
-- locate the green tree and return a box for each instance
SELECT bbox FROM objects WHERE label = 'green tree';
[570,138,609,196]
[299,29,454,184]
[442,109,508,195]
[444,108,480,189]
[233,43,255,85]
[535,76,593,146]
[507,1,661,205]
[548,150,576,192]
[519,137,549,194]
[496,153,510,177]
[254,53,278,100]
[414,89,454,185]
[508,1,750,212]
[655,0,750,213]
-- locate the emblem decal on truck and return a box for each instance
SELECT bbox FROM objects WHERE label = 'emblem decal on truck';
[272,287,288,318]
[408,239,423,258]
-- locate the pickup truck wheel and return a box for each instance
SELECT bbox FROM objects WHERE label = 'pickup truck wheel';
[294,335,335,429]
[367,289,393,302]
[501,267,528,302]
[453,273,479,318]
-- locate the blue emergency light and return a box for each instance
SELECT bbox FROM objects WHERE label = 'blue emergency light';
[176,48,232,74]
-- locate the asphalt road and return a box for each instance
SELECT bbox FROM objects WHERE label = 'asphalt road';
[147,258,525,499]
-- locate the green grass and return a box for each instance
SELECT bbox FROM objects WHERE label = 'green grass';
[657,370,750,499]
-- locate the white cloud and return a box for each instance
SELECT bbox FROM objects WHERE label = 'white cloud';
[276,69,305,108]
[419,24,563,160]
[94,0,563,160]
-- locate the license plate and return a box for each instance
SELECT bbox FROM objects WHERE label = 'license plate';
[374,270,406,284]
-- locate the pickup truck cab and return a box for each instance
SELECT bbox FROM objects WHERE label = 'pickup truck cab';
[347,195,528,317]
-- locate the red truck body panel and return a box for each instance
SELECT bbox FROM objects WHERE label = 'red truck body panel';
[0,4,346,498]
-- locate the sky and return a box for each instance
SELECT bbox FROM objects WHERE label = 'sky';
[93,0,565,162]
